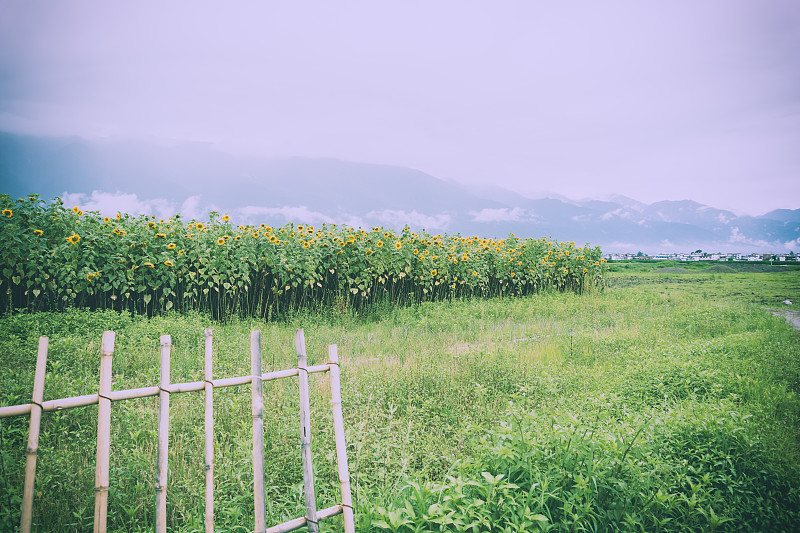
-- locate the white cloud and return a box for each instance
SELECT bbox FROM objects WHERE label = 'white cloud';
[180,195,217,221]
[469,207,537,223]
[782,238,800,250]
[729,227,747,243]
[58,191,450,230]
[363,210,451,231]
[64,190,178,218]
[235,205,335,226]
[728,227,772,248]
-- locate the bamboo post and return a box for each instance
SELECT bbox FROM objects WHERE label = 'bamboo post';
[155,335,171,533]
[328,345,355,533]
[204,328,214,533]
[93,331,116,533]
[20,336,48,533]
[252,330,266,533]
[296,329,319,533]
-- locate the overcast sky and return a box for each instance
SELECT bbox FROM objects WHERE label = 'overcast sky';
[1,1,799,215]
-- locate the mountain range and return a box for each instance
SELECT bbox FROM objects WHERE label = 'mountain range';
[1,131,798,254]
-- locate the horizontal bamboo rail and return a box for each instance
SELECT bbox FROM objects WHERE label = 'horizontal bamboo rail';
[266,504,344,533]
[0,366,332,418]
[2,329,355,533]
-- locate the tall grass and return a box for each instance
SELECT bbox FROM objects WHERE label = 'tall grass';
[1,270,799,531]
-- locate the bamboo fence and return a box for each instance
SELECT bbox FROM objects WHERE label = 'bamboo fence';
[0,329,356,533]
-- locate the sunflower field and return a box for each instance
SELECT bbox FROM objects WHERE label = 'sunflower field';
[0,194,606,318]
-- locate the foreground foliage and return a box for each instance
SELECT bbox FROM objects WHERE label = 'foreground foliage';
[1,265,799,531]
[0,195,604,318]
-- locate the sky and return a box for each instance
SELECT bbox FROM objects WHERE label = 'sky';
[1,0,799,215]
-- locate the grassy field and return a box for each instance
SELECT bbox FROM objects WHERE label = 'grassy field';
[1,262,799,531]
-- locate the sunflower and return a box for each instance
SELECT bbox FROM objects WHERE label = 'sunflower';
[473,270,478,276]
[72,206,80,214]
[66,233,80,244]
[376,241,384,248]
[164,260,174,267]
[431,269,437,277]
[222,215,230,222]
[595,261,600,266]
[33,229,43,236]
[413,249,419,255]
[143,262,155,268]
[582,268,588,273]
[103,216,110,223]
[196,223,205,230]
[155,233,166,238]
[167,243,176,249]
[252,231,259,238]
[216,238,225,245]
[116,213,121,220]
[2,209,12,217]
[394,242,402,250]
[235,236,241,241]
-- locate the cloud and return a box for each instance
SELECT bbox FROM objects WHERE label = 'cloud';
[470,207,538,223]
[235,205,335,226]
[729,227,747,243]
[728,227,777,249]
[600,208,642,223]
[363,210,451,231]
[63,190,178,219]
[54,191,452,231]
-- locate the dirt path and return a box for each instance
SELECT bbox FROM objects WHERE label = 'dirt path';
[767,308,800,331]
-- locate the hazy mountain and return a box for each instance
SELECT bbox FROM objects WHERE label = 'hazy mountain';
[1,131,797,253]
